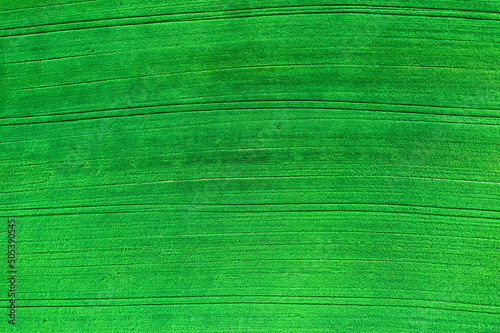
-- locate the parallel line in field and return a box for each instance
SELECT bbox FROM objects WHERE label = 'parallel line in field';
[37,257,484,269]
[23,235,496,249]
[4,9,500,39]
[5,186,498,208]
[0,157,491,182]
[0,99,500,124]
[19,230,498,244]
[10,214,498,234]
[1,166,497,189]
[6,177,495,195]
[4,122,496,145]
[7,295,497,306]
[7,34,499,65]
[3,182,497,200]
[3,202,500,214]
[3,175,500,197]
[9,301,500,314]
[2,4,500,34]
[1,209,498,226]
[26,244,493,257]
[11,205,499,229]
[0,157,416,170]
[2,99,499,120]
[24,248,496,262]
[9,174,492,191]
[19,267,499,279]
[4,3,499,18]
[7,295,499,309]
[2,107,500,129]
[6,53,98,64]
[8,63,468,92]
[20,228,499,243]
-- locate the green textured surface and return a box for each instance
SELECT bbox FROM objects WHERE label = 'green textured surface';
[1,1,500,332]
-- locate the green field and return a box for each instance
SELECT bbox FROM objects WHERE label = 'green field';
[1,1,499,332]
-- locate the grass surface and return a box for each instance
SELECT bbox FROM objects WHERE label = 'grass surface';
[1,0,500,332]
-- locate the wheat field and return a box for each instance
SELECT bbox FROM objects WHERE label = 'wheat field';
[1,1,499,332]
